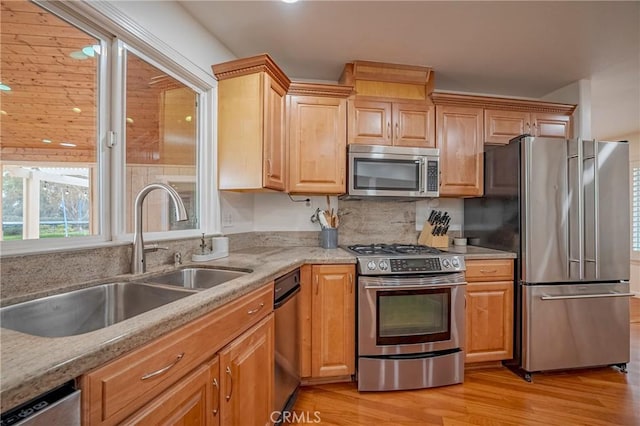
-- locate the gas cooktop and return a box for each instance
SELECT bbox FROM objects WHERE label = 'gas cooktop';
[344,244,465,275]
[347,243,442,256]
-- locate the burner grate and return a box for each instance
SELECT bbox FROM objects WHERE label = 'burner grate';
[347,243,441,256]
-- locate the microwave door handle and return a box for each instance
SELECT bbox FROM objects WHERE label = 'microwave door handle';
[418,159,425,193]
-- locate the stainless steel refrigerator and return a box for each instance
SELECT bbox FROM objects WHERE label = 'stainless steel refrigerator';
[465,135,631,380]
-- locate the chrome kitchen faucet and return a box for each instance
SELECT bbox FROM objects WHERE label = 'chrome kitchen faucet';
[131,183,188,274]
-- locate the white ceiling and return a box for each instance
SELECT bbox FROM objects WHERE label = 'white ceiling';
[180,0,640,137]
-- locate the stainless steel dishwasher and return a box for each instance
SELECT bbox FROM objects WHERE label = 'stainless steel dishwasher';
[273,268,301,423]
[0,382,80,425]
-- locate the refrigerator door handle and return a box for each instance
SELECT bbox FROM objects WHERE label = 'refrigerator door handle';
[582,139,598,280]
[540,292,634,300]
[567,139,583,280]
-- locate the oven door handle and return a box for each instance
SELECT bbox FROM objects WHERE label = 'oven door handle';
[363,282,466,290]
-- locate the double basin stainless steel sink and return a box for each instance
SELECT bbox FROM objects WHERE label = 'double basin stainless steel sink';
[0,266,250,338]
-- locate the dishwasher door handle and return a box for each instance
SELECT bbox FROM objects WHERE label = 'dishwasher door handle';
[274,285,300,309]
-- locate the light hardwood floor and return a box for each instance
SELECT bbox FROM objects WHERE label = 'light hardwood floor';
[631,297,640,324]
[293,324,639,425]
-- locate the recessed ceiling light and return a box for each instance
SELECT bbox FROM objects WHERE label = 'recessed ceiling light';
[0,83,11,91]
[185,115,192,122]
[69,51,88,60]
[126,117,134,124]
[72,107,82,113]
[60,142,76,147]
[42,139,52,144]
[282,0,298,3]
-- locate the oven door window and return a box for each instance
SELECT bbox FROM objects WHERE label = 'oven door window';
[353,158,420,191]
[376,288,451,345]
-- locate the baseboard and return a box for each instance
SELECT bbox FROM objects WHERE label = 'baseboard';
[464,361,504,370]
[300,375,354,386]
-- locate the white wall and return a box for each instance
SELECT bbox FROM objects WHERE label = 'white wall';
[110,1,234,74]
[542,79,591,139]
[627,133,640,294]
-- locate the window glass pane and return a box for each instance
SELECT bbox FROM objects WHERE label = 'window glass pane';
[0,0,100,241]
[124,49,198,233]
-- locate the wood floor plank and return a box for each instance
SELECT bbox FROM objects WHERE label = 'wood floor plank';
[292,324,639,425]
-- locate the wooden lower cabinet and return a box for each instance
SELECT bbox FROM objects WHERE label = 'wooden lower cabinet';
[81,285,274,426]
[219,314,274,426]
[123,359,218,426]
[300,264,355,381]
[464,259,514,364]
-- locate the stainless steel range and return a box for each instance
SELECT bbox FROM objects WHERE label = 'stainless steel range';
[345,244,466,391]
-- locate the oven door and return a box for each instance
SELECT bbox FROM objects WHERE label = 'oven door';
[358,273,465,356]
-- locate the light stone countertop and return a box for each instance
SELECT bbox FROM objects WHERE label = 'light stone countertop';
[0,246,355,412]
[0,244,515,411]
[441,245,517,259]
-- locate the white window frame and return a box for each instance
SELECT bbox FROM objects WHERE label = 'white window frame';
[632,161,640,261]
[0,0,219,256]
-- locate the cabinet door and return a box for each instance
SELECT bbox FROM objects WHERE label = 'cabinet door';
[122,362,215,426]
[219,314,274,426]
[484,109,530,145]
[311,264,355,378]
[263,75,287,190]
[436,105,484,196]
[532,113,571,139]
[288,96,347,194]
[393,102,435,148]
[348,100,392,145]
[465,281,514,363]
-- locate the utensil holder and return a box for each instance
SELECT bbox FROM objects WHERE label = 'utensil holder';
[320,228,338,249]
[418,223,449,248]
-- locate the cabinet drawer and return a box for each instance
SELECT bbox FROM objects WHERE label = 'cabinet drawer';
[465,259,514,282]
[82,284,273,426]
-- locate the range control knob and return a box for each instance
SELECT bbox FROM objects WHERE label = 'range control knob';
[367,260,377,270]
[442,258,451,268]
[451,258,460,268]
[378,260,388,271]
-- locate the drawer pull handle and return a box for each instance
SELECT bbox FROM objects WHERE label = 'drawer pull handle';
[247,302,264,315]
[480,269,498,274]
[212,377,219,415]
[225,366,233,401]
[141,353,184,380]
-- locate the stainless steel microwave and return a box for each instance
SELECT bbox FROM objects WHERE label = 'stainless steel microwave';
[347,144,439,198]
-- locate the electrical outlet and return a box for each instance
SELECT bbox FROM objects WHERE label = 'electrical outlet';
[222,212,233,227]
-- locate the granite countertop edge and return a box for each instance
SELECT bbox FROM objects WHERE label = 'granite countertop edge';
[0,244,514,411]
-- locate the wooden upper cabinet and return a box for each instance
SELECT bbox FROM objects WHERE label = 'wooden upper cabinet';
[485,110,572,144]
[532,112,571,139]
[436,105,484,197]
[263,76,287,189]
[348,100,392,145]
[393,102,435,147]
[213,54,291,191]
[287,83,352,194]
[484,109,529,144]
[349,100,435,148]
[343,61,435,148]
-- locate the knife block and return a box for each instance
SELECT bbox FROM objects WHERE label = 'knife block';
[418,222,449,248]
